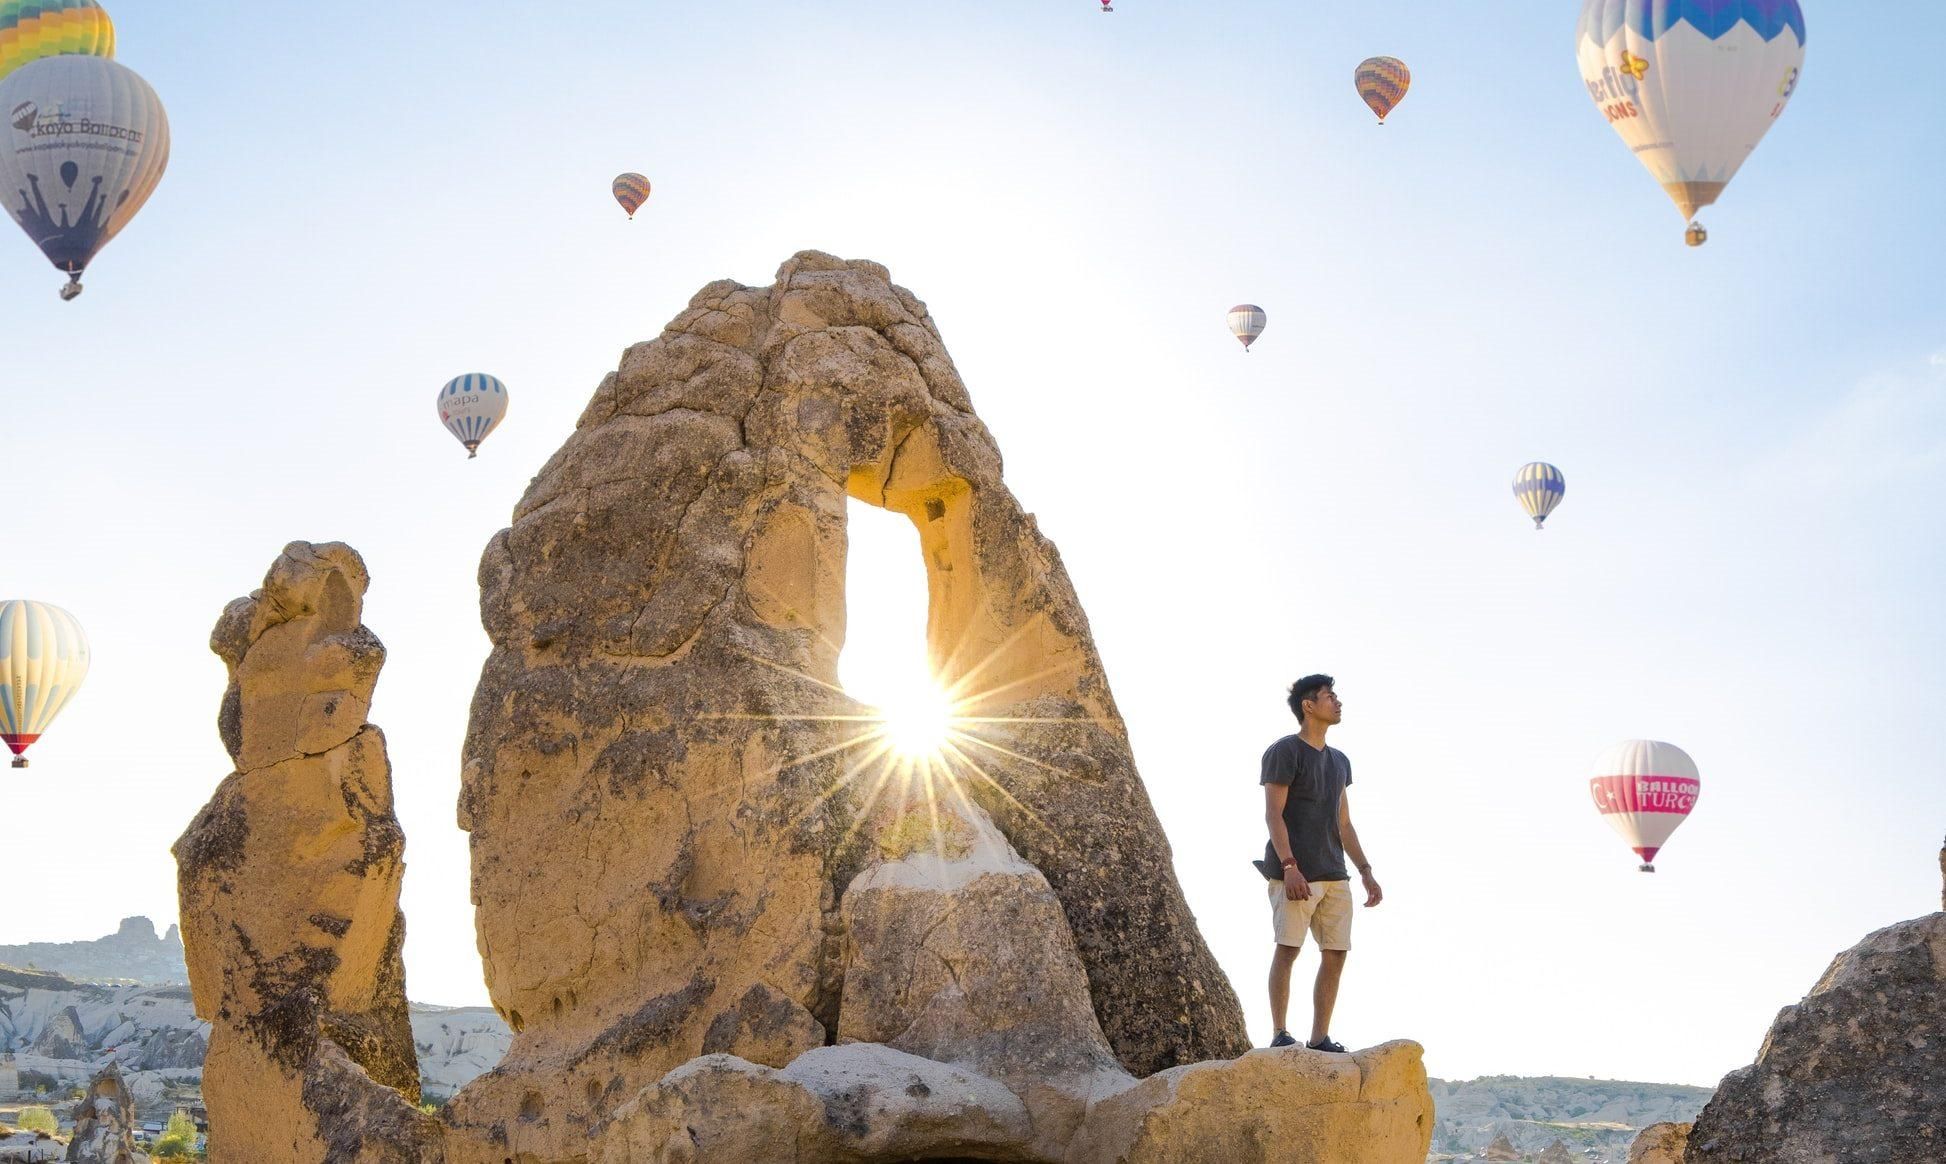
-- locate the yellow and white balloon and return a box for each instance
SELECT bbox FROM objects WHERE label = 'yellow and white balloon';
[0,600,90,768]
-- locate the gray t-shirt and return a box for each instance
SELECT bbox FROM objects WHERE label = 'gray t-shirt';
[1258,735,1353,882]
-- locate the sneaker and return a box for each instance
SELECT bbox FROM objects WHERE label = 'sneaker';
[1306,1036,1346,1053]
[1269,1030,1298,1048]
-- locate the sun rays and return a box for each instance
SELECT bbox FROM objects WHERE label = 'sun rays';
[702,624,1119,858]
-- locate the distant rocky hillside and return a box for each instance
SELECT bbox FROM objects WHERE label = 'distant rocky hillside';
[0,959,510,1117]
[0,919,185,985]
[1426,1076,1713,1161]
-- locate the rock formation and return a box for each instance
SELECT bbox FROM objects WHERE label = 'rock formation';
[181,257,1433,1163]
[1484,1133,1520,1161]
[26,1010,83,1060]
[64,1063,145,1163]
[1628,1123,1690,1164]
[173,542,442,1162]
[1684,905,1944,1162]
[1536,1140,1573,1164]
[445,250,1269,1159]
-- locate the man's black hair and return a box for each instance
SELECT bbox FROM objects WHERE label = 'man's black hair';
[1287,674,1335,722]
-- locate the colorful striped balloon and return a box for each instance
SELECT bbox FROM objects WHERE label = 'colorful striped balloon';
[612,172,651,219]
[1513,462,1566,529]
[438,373,509,458]
[1355,56,1411,123]
[1227,304,1267,351]
[1589,739,1700,873]
[0,0,114,84]
[0,599,90,769]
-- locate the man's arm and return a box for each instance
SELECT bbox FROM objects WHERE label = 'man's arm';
[1265,783,1311,901]
[1339,790,1383,907]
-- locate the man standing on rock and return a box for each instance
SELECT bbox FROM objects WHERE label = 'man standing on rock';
[1259,674,1382,1052]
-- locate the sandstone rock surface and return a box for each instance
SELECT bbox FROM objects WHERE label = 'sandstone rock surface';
[1685,911,1944,1163]
[64,1063,144,1164]
[1067,1041,1430,1164]
[1535,1140,1573,1164]
[447,250,1250,1159]
[173,542,442,1163]
[1628,1122,1690,1164]
[1485,1133,1519,1161]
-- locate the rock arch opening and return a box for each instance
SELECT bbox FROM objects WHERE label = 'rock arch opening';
[838,497,933,716]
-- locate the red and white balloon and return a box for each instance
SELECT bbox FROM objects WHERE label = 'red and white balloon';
[1589,739,1699,873]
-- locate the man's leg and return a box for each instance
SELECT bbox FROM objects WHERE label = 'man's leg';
[1310,949,1347,1044]
[1268,943,1301,1035]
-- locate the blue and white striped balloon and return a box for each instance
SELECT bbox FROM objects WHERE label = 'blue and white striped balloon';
[1514,462,1566,529]
[0,599,90,768]
[437,373,509,459]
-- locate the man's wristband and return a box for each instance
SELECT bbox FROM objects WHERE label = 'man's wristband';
[1356,864,1372,875]
[1281,859,1297,869]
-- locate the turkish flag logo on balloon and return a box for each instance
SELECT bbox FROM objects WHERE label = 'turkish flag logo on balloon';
[1590,740,1700,873]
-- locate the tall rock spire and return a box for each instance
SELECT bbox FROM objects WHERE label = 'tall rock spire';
[174,541,440,1162]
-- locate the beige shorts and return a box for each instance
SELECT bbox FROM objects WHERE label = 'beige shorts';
[1267,879,1352,951]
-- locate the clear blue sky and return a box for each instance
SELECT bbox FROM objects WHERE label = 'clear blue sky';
[2,1,1942,1089]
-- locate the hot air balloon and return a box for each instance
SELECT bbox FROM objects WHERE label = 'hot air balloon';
[438,373,509,458]
[1513,462,1566,530]
[0,600,90,768]
[0,53,168,300]
[1227,304,1266,352]
[612,172,651,219]
[1575,0,1806,243]
[1100,0,1113,11]
[1355,56,1410,123]
[0,0,115,83]
[1589,740,1699,873]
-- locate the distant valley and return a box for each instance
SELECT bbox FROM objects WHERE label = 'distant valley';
[0,918,508,1121]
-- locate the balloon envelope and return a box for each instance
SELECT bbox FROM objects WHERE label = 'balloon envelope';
[1355,56,1410,122]
[438,373,509,458]
[0,599,90,767]
[612,172,651,219]
[0,54,168,295]
[1227,304,1266,350]
[0,0,114,83]
[1575,0,1806,221]
[1513,462,1566,529]
[1589,739,1699,871]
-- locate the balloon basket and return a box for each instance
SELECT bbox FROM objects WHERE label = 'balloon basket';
[1638,863,1656,873]
[59,281,83,302]
[10,757,26,769]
